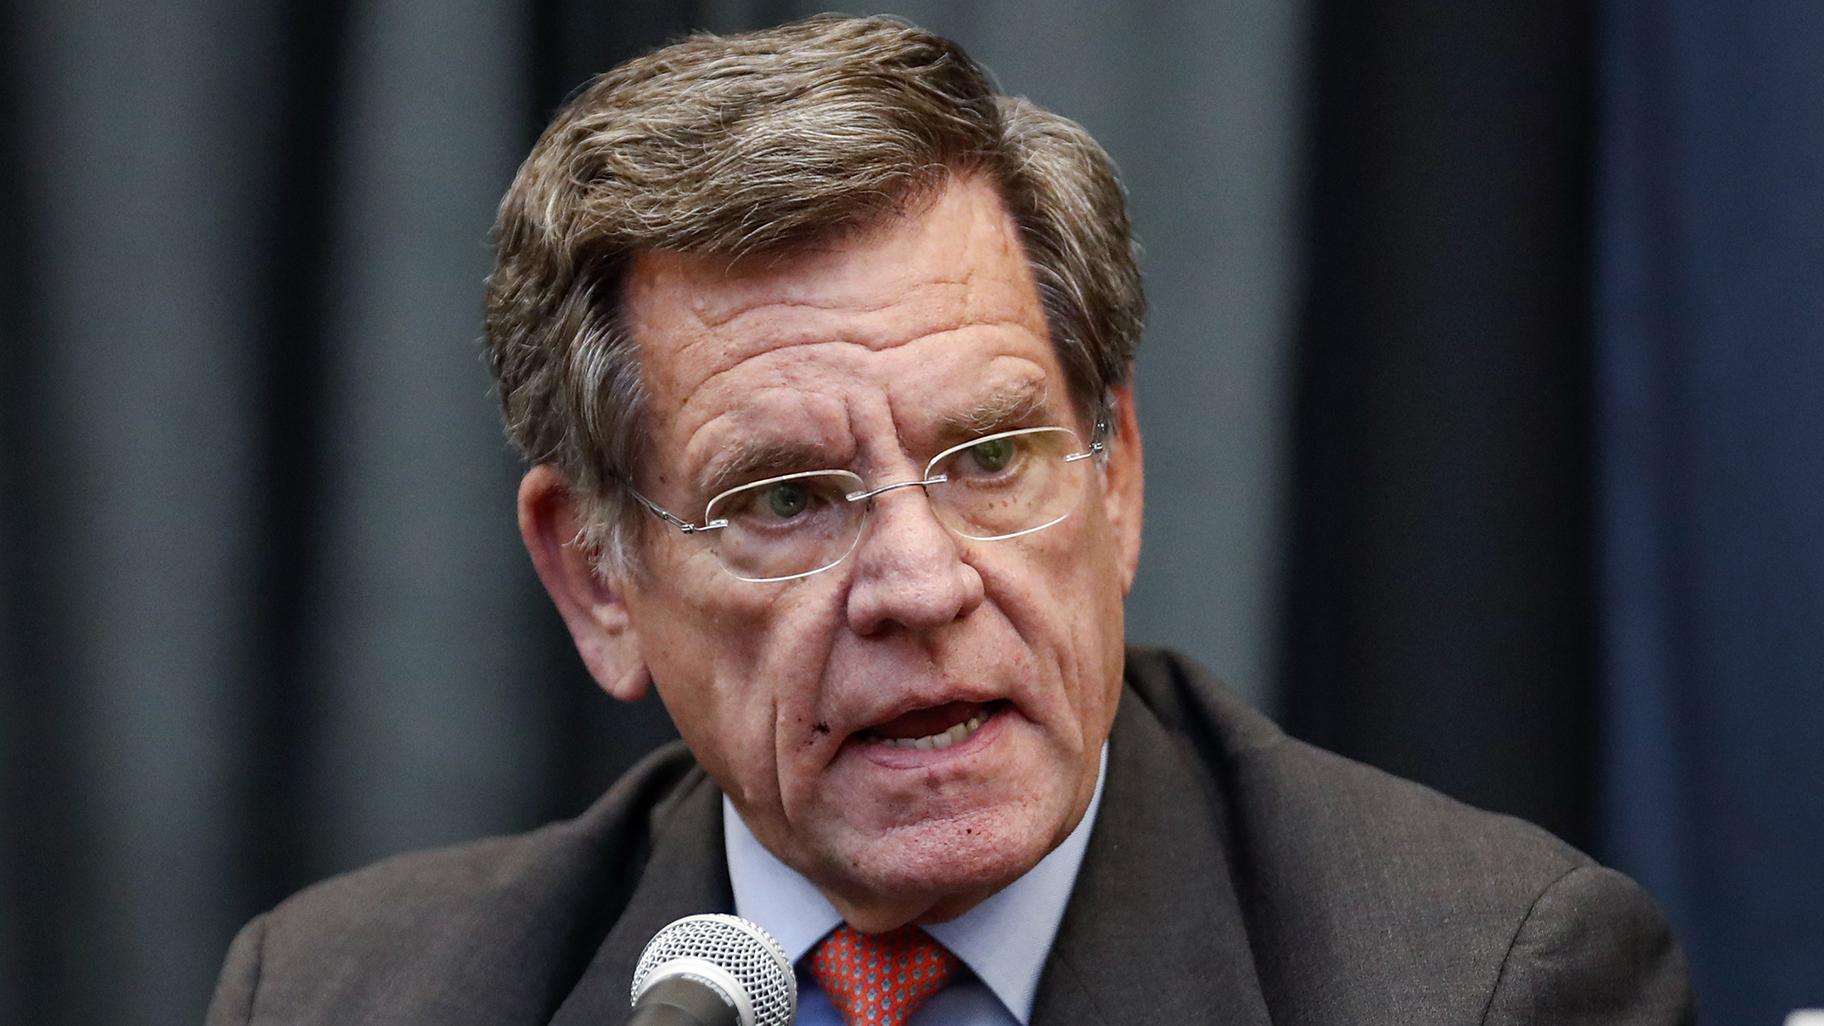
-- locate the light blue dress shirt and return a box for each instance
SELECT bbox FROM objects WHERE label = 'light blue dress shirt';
[723,744,1107,1026]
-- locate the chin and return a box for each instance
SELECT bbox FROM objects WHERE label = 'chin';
[827,794,1069,924]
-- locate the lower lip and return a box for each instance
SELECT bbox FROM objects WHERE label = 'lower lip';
[848,703,1010,769]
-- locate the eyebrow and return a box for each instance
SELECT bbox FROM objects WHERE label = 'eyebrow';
[696,439,844,501]
[935,382,1056,438]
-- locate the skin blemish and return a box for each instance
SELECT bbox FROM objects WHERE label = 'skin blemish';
[814,721,832,735]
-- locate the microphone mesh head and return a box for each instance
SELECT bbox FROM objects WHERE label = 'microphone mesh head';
[632,914,796,1026]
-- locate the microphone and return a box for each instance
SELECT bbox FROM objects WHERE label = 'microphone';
[629,913,798,1026]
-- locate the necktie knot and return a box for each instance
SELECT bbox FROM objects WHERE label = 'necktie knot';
[806,924,959,1026]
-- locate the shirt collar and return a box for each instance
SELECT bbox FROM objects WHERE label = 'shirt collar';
[723,743,1108,1024]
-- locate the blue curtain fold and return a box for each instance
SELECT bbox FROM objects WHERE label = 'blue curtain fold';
[1594,2,1824,1022]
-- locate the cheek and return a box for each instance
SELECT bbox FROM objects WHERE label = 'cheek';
[640,581,846,807]
[976,528,1122,716]
[1030,512,1128,728]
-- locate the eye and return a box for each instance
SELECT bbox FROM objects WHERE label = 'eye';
[966,436,1017,473]
[708,472,858,534]
[763,482,810,519]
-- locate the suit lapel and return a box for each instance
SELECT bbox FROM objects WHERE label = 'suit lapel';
[1031,692,1273,1026]
[548,770,731,1026]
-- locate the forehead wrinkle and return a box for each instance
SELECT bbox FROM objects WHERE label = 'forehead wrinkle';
[680,318,1043,410]
[654,267,1035,402]
[688,274,975,332]
[683,338,893,409]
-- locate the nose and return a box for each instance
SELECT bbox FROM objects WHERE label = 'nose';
[844,484,985,636]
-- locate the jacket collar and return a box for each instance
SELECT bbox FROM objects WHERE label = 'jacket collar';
[548,768,731,1026]
[1028,689,1271,1025]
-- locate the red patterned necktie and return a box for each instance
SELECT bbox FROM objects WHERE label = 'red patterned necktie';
[806,923,960,1026]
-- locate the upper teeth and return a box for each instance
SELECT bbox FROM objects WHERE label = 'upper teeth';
[878,712,988,750]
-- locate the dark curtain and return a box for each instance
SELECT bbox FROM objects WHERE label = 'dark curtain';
[0,5,689,1023]
[1284,1,1824,1023]
[1284,2,1598,845]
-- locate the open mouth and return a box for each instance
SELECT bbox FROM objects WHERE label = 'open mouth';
[860,700,1008,751]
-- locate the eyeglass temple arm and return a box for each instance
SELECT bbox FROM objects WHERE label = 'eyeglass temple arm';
[628,486,726,534]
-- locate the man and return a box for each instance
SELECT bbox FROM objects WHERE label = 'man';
[207,15,1693,1025]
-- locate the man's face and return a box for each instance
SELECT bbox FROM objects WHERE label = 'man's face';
[612,175,1143,928]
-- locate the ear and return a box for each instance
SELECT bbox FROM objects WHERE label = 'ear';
[517,465,651,701]
[1099,380,1145,595]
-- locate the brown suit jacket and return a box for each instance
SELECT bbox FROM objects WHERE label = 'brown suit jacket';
[206,647,1694,1024]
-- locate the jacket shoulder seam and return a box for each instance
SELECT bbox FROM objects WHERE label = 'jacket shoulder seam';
[1478,862,1587,1024]
[244,912,269,1025]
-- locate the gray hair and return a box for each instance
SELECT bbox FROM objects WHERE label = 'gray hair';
[483,14,1143,576]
